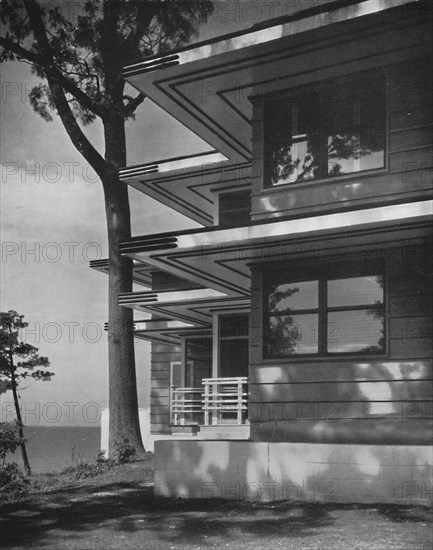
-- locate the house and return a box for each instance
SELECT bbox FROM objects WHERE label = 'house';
[93,0,433,504]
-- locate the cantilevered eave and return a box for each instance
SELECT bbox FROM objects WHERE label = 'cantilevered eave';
[118,292,251,326]
[123,0,426,164]
[124,0,420,75]
[120,0,428,221]
[89,258,154,287]
[120,201,433,297]
[119,158,251,227]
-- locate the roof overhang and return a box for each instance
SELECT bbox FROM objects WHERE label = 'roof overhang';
[104,318,209,346]
[121,200,433,296]
[124,0,427,164]
[90,259,154,287]
[119,289,250,327]
[121,0,429,220]
[120,157,251,226]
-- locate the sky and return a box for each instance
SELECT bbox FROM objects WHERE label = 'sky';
[0,0,330,426]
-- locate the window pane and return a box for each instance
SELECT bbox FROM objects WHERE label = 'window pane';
[327,310,385,353]
[269,280,318,312]
[270,139,320,185]
[326,77,385,177]
[327,275,384,307]
[269,314,318,356]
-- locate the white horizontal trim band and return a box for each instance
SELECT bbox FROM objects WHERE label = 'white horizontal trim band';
[175,200,433,250]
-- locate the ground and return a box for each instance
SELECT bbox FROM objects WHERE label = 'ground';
[0,460,432,550]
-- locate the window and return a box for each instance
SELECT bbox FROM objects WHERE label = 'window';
[185,337,212,386]
[265,73,386,186]
[265,263,385,358]
[219,314,249,377]
[218,190,251,227]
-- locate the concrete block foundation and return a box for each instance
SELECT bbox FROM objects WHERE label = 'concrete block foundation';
[154,440,433,506]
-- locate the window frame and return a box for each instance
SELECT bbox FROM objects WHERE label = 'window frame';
[263,260,387,360]
[263,70,388,188]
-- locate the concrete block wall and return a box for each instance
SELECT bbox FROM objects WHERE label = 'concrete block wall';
[154,440,433,506]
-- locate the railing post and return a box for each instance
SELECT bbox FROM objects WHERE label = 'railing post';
[237,380,242,424]
[204,380,210,426]
[172,388,177,425]
[212,381,218,425]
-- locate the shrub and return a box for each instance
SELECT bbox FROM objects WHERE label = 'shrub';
[114,440,136,464]
[0,421,24,464]
[0,462,30,499]
[0,422,29,500]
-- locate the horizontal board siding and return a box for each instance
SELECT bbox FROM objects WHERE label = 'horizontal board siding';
[389,105,433,132]
[150,396,169,408]
[150,423,171,434]
[249,380,433,403]
[150,342,180,433]
[151,370,170,380]
[150,389,169,399]
[151,405,170,415]
[389,294,433,317]
[151,353,181,363]
[389,317,432,339]
[249,244,432,444]
[249,360,433,384]
[389,338,433,358]
[151,343,181,354]
[151,378,172,390]
[249,401,432,421]
[150,414,170,423]
[388,125,433,152]
[251,419,432,445]
[388,147,433,173]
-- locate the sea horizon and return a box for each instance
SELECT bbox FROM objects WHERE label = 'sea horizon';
[10,425,101,474]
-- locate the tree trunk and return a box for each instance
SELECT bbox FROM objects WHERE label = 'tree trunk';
[10,371,31,476]
[103,112,145,458]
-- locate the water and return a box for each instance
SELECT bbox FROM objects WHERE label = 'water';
[10,426,101,474]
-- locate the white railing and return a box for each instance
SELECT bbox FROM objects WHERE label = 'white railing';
[170,387,204,425]
[203,377,248,426]
[170,377,249,427]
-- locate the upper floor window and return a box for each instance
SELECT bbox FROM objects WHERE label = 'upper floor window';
[265,262,385,358]
[265,74,386,186]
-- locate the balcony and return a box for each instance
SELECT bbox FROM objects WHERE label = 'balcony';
[170,377,249,439]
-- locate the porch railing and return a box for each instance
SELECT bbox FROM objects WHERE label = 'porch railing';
[203,377,248,426]
[170,377,248,427]
[170,387,204,425]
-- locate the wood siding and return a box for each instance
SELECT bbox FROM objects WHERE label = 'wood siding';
[251,57,432,221]
[249,245,433,444]
[150,343,180,433]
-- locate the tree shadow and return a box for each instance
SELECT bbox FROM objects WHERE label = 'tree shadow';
[0,485,352,549]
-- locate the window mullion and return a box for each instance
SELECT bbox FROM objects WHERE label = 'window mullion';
[319,277,327,355]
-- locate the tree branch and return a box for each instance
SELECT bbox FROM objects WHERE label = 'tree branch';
[0,34,106,119]
[123,92,146,118]
[21,0,109,181]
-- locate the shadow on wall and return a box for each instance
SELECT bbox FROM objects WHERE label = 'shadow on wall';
[154,438,433,506]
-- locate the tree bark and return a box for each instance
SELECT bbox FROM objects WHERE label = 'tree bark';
[103,111,145,458]
[10,371,31,476]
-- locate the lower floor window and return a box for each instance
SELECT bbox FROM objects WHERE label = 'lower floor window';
[265,262,385,358]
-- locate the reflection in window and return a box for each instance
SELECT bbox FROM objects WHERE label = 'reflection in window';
[265,75,386,186]
[265,267,385,358]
